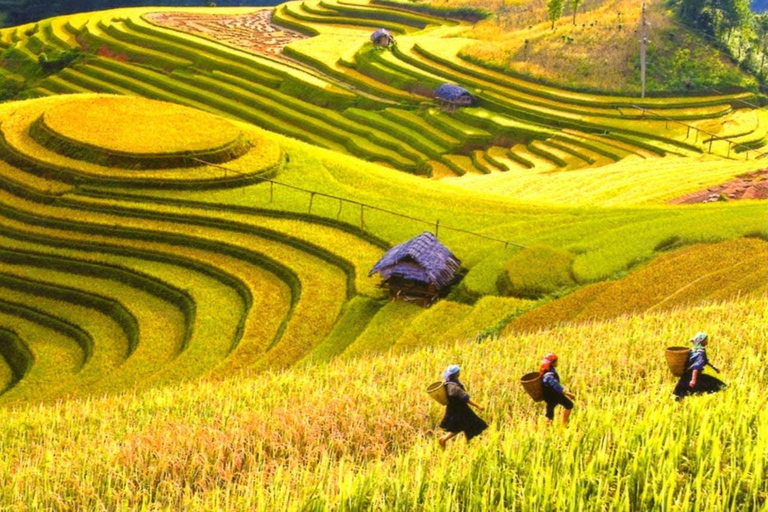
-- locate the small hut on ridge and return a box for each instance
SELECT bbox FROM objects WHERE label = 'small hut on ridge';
[370,28,395,47]
[368,231,461,307]
[434,83,474,112]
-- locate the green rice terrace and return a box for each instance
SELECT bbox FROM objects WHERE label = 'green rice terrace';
[0,1,764,404]
[0,2,765,508]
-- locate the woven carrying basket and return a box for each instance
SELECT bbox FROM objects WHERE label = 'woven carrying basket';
[426,381,448,405]
[521,372,544,402]
[665,346,691,377]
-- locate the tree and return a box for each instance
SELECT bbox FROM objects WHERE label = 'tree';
[571,0,583,25]
[547,0,564,29]
[754,13,768,73]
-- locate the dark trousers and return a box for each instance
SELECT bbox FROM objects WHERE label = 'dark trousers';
[544,390,574,420]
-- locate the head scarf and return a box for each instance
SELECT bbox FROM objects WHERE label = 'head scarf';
[539,353,558,376]
[691,332,708,351]
[443,364,460,381]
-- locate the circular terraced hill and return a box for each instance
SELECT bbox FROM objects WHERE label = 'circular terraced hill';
[0,94,390,405]
[37,96,251,168]
[0,94,282,189]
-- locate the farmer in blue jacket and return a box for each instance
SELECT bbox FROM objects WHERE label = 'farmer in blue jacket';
[673,332,726,400]
[540,353,575,426]
[438,364,487,449]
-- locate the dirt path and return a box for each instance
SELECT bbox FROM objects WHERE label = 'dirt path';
[145,9,308,57]
[669,169,768,203]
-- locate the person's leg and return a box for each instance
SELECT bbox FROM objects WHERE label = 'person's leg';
[545,401,556,426]
[559,395,574,426]
[439,431,457,449]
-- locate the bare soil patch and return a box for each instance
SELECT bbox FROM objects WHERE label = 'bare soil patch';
[145,9,307,57]
[669,169,768,204]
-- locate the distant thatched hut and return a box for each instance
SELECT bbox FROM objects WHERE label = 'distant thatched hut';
[368,231,461,307]
[434,83,474,112]
[370,28,395,47]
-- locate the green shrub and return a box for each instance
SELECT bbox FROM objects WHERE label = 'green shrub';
[498,245,576,298]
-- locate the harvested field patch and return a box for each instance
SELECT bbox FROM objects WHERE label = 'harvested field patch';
[145,9,308,57]
[669,169,768,203]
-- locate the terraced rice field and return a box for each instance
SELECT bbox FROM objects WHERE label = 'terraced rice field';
[1,2,766,183]
[0,90,762,405]
[0,3,764,508]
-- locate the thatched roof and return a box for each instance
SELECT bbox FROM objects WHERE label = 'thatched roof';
[434,83,472,102]
[370,28,393,42]
[368,232,461,289]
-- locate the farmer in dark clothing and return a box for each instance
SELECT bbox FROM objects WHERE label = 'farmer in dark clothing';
[540,353,575,426]
[673,332,726,400]
[438,364,488,449]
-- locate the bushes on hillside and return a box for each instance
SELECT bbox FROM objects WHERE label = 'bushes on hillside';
[498,245,576,298]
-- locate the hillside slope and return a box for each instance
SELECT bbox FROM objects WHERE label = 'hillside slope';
[0,295,764,509]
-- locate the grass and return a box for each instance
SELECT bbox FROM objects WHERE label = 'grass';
[0,295,764,508]
[505,237,768,334]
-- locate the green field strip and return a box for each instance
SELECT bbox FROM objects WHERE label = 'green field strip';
[284,1,412,33]
[0,282,128,391]
[36,22,72,51]
[341,300,422,357]
[0,214,246,391]
[105,18,285,89]
[559,129,655,159]
[481,147,511,171]
[527,141,570,168]
[57,66,139,95]
[300,296,384,364]
[0,305,84,403]
[46,17,79,48]
[424,39,756,111]
[0,211,292,385]
[379,108,461,149]
[542,138,600,166]
[134,14,358,108]
[470,150,495,174]
[483,146,527,171]
[68,190,387,298]
[322,0,445,28]
[391,300,472,351]
[78,18,192,70]
[279,30,420,105]
[0,186,350,371]
[169,70,422,169]
[0,150,73,197]
[0,266,130,364]
[424,108,492,144]
[396,42,638,119]
[79,59,344,154]
[0,327,31,393]
[509,144,557,171]
[0,246,193,360]
[442,154,484,175]
[342,107,444,158]
[35,74,95,95]
[549,132,624,162]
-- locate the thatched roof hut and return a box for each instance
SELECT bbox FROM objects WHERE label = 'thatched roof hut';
[370,28,395,47]
[369,231,461,306]
[434,83,474,111]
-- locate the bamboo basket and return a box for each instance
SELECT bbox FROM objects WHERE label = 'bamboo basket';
[426,381,447,405]
[665,346,691,377]
[521,372,543,402]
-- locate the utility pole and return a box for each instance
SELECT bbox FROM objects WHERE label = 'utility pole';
[640,2,648,98]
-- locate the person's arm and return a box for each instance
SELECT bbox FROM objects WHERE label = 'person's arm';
[690,369,700,387]
[467,398,484,411]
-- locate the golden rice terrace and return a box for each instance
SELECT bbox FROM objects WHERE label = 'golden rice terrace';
[0,2,763,406]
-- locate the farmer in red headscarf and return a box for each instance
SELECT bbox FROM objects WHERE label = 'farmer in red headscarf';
[539,353,575,426]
